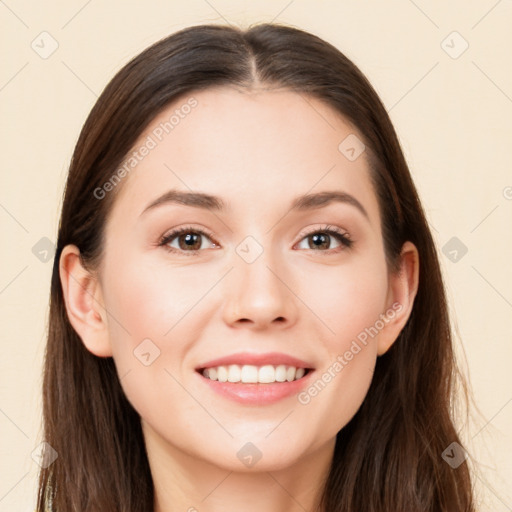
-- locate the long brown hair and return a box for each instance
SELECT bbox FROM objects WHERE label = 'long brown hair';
[37,22,476,511]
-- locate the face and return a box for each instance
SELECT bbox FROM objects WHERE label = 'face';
[91,87,403,471]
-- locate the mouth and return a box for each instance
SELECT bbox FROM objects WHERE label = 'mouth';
[193,352,316,405]
[195,364,314,384]
[195,363,316,405]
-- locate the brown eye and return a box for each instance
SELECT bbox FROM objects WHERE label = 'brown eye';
[296,227,352,253]
[307,232,334,250]
[174,232,203,251]
[159,226,218,256]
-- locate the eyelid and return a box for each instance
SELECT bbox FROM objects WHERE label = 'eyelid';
[159,224,217,244]
[295,223,349,241]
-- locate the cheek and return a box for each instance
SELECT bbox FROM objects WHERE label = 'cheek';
[102,255,202,351]
[295,253,387,428]
[308,253,389,346]
[300,345,376,438]
[99,257,203,427]
[100,252,219,395]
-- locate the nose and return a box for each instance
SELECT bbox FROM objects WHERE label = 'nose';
[221,250,299,331]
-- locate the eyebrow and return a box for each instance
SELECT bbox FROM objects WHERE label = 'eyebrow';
[140,189,369,220]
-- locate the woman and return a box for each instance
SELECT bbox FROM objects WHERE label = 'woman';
[37,22,475,511]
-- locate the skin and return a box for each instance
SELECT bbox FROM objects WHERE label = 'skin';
[60,86,419,512]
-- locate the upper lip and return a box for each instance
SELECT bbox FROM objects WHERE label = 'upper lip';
[195,352,315,371]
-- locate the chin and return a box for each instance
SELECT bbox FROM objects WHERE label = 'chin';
[199,439,309,473]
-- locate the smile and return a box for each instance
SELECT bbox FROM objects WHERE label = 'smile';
[195,365,315,405]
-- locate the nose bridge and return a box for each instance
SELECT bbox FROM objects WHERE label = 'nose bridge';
[221,235,297,328]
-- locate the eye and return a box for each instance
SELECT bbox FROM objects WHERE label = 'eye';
[158,225,219,256]
[295,224,353,254]
[158,224,353,256]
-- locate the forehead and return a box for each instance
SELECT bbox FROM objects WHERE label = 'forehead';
[105,86,379,227]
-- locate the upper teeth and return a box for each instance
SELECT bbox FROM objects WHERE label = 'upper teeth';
[202,364,307,383]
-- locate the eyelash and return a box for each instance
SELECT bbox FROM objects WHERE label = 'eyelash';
[157,224,353,257]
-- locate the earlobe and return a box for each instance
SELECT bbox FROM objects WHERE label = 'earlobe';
[377,241,420,356]
[59,244,113,357]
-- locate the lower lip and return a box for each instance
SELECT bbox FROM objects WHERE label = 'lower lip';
[195,370,315,405]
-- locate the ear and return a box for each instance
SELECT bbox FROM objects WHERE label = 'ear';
[59,244,112,357]
[377,241,420,356]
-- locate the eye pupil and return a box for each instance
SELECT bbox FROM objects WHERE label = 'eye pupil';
[179,233,201,250]
[310,233,330,249]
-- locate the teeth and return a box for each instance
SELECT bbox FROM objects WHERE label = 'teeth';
[201,364,309,383]
[241,365,258,383]
[295,367,305,379]
[217,366,228,382]
[286,366,296,382]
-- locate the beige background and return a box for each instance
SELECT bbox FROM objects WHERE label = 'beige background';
[1,1,511,510]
